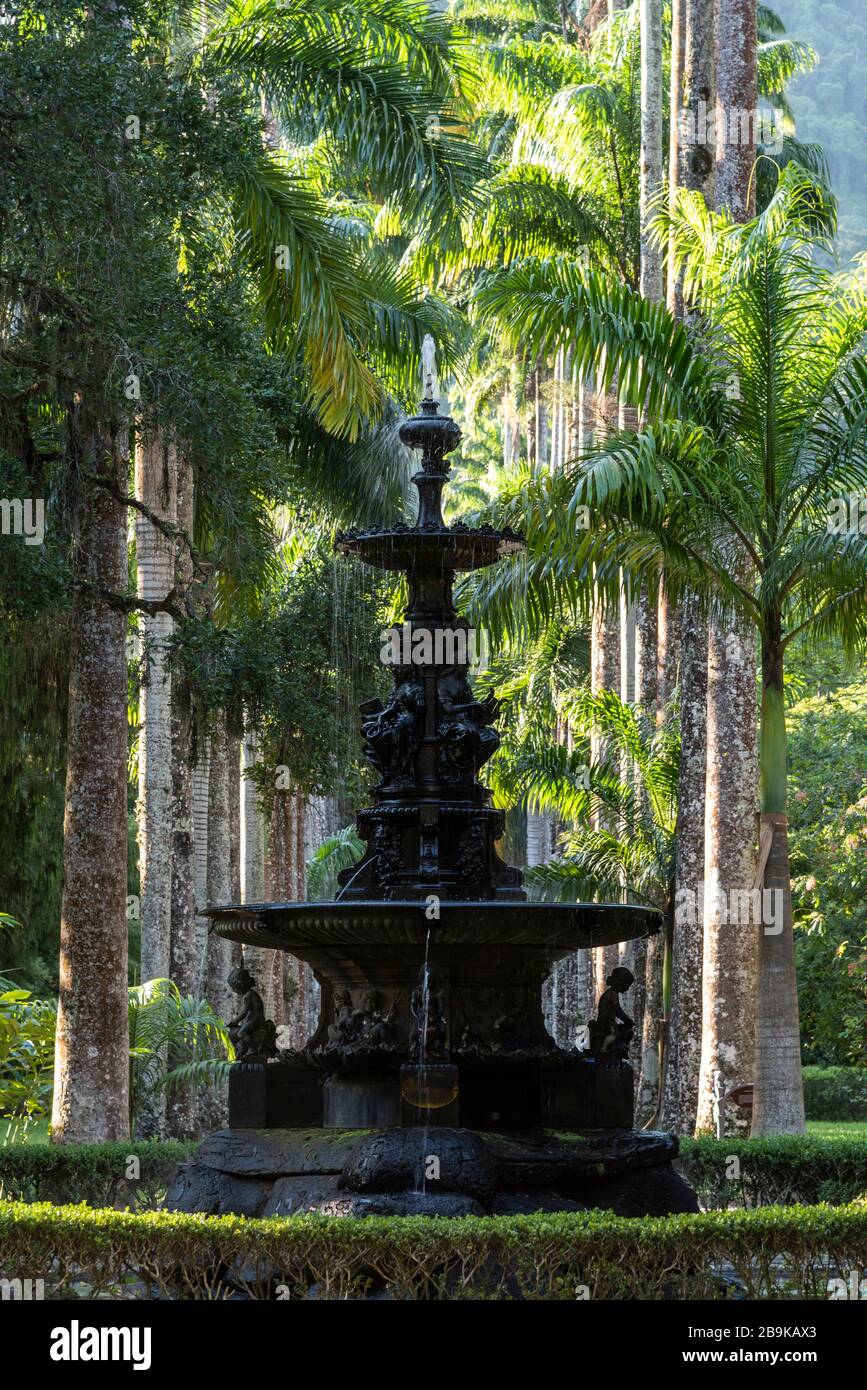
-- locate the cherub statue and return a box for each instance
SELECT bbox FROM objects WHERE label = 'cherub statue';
[327,989,355,1048]
[586,966,635,1062]
[227,966,277,1060]
[366,995,398,1049]
[361,673,426,786]
[435,668,500,779]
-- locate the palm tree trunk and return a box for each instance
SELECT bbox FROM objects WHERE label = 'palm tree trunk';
[265,789,306,1045]
[661,590,707,1132]
[640,0,664,306]
[661,0,716,1134]
[695,602,758,1132]
[167,657,197,1136]
[169,682,196,1004]
[169,451,197,1003]
[228,726,242,903]
[52,409,130,1142]
[695,0,761,1135]
[192,738,210,999]
[656,582,681,720]
[638,922,664,1123]
[752,629,806,1133]
[135,433,177,991]
[197,711,234,1130]
[715,0,758,221]
[134,432,177,1137]
[591,593,621,994]
[205,710,234,1022]
[667,0,685,316]
[241,728,280,1020]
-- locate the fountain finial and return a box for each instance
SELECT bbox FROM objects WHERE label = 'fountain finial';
[421,334,438,403]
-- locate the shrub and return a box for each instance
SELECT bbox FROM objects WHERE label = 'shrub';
[802,1067,867,1121]
[0,1201,864,1300]
[679,1136,867,1209]
[0,1141,192,1209]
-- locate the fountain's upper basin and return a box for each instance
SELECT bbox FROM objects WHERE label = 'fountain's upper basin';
[207,899,661,953]
[334,527,524,573]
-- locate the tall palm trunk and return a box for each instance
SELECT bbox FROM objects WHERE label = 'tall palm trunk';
[205,710,234,1022]
[667,0,686,317]
[695,0,761,1135]
[640,0,664,307]
[752,623,805,1133]
[191,737,210,999]
[715,0,757,222]
[135,433,177,990]
[662,589,707,1131]
[632,0,664,1119]
[52,409,129,1142]
[228,726,242,903]
[197,710,234,1130]
[134,432,177,1136]
[169,452,197,1002]
[241,729,280,1020]
[655,582,681,720]
[591,594,621,994]
[266,789,312,1048]
[662,0,716,1133]
[166,455,197,1137]
[696,603,758,1132]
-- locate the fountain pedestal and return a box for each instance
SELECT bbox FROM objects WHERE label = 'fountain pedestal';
[166,1124,697,1220]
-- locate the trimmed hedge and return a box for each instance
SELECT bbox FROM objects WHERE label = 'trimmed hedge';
[679,1136,867,1209]
[1,1135,864,1212]
[803,1067,867,1122]
[0,1200,865,1299]
[0,1141,191,1209]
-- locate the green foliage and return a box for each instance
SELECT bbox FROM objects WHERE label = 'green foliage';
[786,661,867,1064]
[170,546,390,803]
[520,689,678,912]
[0,977,55,1140]
[0,615,68,990]
[679,1135,867,1209]
[127,981,234,1136]
[0,1198,864,1298]
[305,827,366,900]
[0,1142,191,1209]
[802,1067,867,1121]
[0,973,234,1142]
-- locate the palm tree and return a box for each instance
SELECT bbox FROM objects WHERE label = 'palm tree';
[127,978,234,1136]
[475,164,867,1133]
[515,684,678,1113]
[519,687,678,922]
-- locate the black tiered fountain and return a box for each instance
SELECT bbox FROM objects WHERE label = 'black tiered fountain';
[168,350,698,1220]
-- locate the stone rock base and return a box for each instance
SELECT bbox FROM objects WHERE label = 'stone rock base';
[165,1126,699,1219]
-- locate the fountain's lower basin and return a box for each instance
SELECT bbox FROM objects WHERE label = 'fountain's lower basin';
[208,899,662,1133]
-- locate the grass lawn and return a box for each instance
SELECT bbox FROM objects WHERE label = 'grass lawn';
[806,1120,867,1140]
[0,1118,50,1145]
[2,1118,865,1146]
